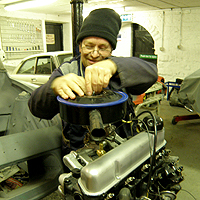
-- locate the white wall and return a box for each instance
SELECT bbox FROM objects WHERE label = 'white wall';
[114,8,200,82]
[0,8,72,54]
[112,22,132,57]
[63,22,72,52]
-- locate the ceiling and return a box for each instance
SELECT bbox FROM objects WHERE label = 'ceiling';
[0,0,200,15]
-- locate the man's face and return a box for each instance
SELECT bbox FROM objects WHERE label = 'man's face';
[79,37,112,67]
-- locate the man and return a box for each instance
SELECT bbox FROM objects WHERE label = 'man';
[28,8,158,154]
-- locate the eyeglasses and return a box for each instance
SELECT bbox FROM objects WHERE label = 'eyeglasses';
[81,45,112,56]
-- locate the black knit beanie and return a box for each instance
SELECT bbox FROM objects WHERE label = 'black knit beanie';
[76,8,121,50]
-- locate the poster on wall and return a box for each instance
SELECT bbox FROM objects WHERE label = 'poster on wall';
[120,14,132,22]
[46,34,55,44]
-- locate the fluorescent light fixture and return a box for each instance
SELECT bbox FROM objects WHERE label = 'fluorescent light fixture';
[4,0,57,11]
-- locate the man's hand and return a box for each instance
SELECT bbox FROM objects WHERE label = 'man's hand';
[85,59,117,95]
[51,73,86,99]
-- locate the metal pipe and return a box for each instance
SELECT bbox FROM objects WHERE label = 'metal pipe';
[70,0,83,57]
[89,109,106,141]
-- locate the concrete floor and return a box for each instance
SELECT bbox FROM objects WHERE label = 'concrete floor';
[42,99,199,200]
[159,99,199,200]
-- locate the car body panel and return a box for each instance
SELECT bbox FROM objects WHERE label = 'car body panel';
[0,61,64,199]
[10,74,50,85]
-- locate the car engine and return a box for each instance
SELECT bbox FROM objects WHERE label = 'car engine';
[57,90,184,200]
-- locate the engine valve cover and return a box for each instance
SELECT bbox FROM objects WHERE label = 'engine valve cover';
[63,130,166,196]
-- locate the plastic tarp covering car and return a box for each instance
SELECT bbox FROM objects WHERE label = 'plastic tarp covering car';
[178,69,200,113]
[0,60,64,200]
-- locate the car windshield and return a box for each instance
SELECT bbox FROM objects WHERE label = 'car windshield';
[17,58,36,74]
[57,54,72,65]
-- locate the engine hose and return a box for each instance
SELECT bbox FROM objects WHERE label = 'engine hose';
[118,187,133,200]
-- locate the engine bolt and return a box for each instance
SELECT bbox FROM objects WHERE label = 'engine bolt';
[105,193,114,200]
[64,179,71,185]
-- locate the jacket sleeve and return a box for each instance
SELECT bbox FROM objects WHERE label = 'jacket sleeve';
[109,56,158,95]
[28,68,62,119]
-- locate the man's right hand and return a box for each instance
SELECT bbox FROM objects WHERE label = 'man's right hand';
[51,73,86,99]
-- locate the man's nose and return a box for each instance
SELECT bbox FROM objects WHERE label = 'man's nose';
[90,47,100,57]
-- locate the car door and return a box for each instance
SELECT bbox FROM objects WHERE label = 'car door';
[10,57,37,83]
[10,56,53,85]
[33,56,53,85]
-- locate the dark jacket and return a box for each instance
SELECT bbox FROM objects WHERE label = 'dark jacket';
[28,55,158,153]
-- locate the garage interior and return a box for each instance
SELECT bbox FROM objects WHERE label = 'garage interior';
[1,0,200,200]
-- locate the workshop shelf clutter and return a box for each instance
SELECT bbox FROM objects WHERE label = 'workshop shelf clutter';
[0,16,43,60]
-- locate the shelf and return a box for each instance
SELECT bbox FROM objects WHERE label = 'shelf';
[0,16,43,57]
[5,50,43,53]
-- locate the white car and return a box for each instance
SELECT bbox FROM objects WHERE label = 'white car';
[10,51,72,85]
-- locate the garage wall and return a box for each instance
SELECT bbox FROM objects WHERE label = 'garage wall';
[0,8,72,59]
[112,22,132,57]
[114,8,200,82]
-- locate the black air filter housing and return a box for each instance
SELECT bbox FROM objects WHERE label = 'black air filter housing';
[57,89,128,125]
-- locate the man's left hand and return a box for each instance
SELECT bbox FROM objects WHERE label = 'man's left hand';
[85,59,117,95]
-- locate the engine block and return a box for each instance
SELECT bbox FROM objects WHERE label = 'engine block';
[59,128,183,200]
[57,92,183,200]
